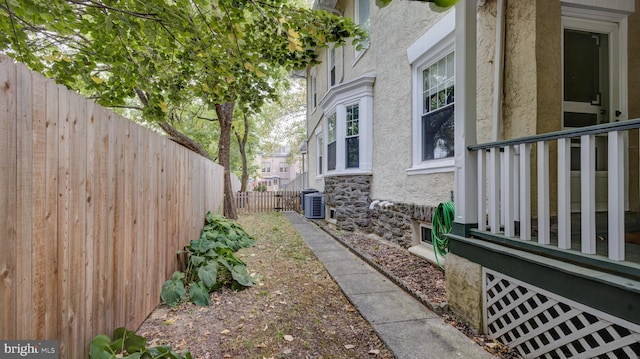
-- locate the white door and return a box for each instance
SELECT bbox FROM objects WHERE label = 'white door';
[562,17,623,211]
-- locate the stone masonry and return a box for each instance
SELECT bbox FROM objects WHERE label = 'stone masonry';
[323,175,437,248]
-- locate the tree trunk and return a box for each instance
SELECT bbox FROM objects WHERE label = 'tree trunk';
[215,102,237,219]
[234,114,250,192]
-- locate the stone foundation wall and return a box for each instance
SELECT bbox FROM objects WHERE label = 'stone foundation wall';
[367,203,437,248]
[323,175,437,248]
[324,175,372,231]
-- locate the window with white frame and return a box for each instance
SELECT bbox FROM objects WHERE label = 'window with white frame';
[262,162,271,173]
[421,52,454,161]
[406,10,455,174]
[327,113,337,171]
[355,0,370,56]
[345,104,359,168]
[279,162,288,173]
[317,133,323,175]
[317,74,374,175]
[328,46,336,87]
[310,68,317,109]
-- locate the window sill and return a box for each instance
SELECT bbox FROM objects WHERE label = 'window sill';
[406,159,454,175]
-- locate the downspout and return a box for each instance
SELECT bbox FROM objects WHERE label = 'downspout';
[492,0,506,141]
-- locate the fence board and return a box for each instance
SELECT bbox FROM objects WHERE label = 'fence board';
[0,56,225,357]
[57,82,71,356]
[31,69,48,339]
[0,55,18,340]
[44,77,59,339]
[69,90,88,359]
[16,61,33,339]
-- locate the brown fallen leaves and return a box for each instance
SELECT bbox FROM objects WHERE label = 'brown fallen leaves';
[137,213,395,359]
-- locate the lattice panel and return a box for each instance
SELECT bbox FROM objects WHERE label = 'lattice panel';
[483,269,640,358]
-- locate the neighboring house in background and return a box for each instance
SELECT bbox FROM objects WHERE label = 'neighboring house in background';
[305,0,640,357]
[252,146,299,191]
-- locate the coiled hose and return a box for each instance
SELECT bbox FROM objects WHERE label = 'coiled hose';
[431,201,455,269]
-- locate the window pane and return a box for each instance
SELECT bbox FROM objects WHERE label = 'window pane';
[346,104,359,137]
[346,137,359,168]
[359,0,370,31]
[422,104,455,161]
[328,113,336,142]
[328,142,337,171]
[317,135,323,174]
[445,82,454,105]
[564,29,600,103]
[446,53,454,79]
[423,68,430,92]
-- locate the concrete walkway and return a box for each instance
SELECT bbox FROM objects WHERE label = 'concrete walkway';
[284,212,496,359]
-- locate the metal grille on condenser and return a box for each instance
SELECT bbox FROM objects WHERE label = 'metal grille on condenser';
[483,269,640,358]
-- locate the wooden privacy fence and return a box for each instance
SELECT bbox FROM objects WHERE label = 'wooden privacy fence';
[0,55,224,358]
[235,191,301,213]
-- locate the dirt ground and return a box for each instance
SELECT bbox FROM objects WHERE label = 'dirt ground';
[137,212,519,358]
[137,213,394,358]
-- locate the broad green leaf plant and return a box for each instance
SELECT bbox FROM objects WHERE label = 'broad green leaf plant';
[160,212,256,307]
[89,327,193,359]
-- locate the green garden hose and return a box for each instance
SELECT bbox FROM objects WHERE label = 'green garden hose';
[431,201,455,269]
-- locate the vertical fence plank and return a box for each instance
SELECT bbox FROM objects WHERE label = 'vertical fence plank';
[519,143,531,241]
[557,138,571,250]
[16,62,33,340]
[93,105,110,334]
[31,68,48,339]
[608,131,625,261]
[580,135,596,254]
[477,150,486,231]
[112,113,126,333]
[537,141,550,245]
[0,55,18,340]
[57,83,71,357]
[488,148,500,233]
[44,77,59,339]
[503,145,515,237]
[69,91,87,358]
[125,121,139,329]
[85,100,97,345]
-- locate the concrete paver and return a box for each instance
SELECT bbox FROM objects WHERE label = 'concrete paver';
[284,212,496,359]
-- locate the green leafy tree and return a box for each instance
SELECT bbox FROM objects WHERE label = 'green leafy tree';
[0,0,365,218]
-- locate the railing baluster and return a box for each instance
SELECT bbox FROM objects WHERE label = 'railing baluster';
[537,141,550,245]
[608,131,625,261]
[558,138,571,250]
[489,148,500,234]
[504,145,515,237]
[581,134,596,254]
[519,143,531,241]
[478,150,487,231]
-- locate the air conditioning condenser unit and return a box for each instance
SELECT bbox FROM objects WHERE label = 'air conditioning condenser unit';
[304,193,325,219]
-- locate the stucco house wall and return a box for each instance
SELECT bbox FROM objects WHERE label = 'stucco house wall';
[305,0,502,246]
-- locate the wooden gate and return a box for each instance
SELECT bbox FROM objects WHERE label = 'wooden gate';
[234,191,301,213]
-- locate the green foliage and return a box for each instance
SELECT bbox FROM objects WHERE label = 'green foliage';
[376,0,458,8]
[0,0,365,118]
[89,327,193,359]
[160,211,256,307]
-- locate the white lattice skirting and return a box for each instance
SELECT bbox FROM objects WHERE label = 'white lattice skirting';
[483,268,640,358]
